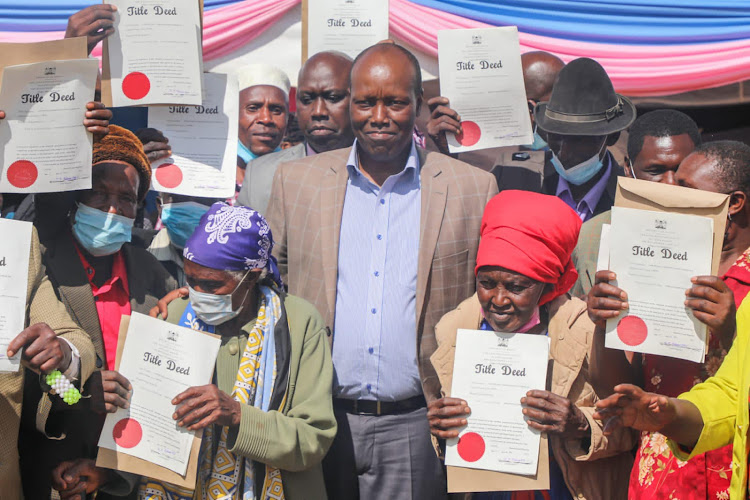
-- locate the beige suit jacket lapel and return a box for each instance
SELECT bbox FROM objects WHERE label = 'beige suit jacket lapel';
[417,151,447,322]
[320,153,350,327]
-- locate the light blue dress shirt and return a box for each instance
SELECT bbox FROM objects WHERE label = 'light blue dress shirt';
[332,140,423,402]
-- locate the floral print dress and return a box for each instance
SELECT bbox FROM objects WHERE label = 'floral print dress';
[628,248,750,500]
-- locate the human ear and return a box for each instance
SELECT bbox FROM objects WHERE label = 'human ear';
[728,191,746,219]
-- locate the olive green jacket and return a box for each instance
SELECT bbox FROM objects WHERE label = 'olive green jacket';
[164,292,336,500]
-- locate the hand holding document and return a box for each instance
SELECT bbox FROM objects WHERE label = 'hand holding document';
[305,0,389,60]
[438,27,533,153]
[0,59,98,193]
[0,219,32,372]
[605,207,713,362]
[445,329,549,477]
[148,73,238,198]
[98,313,220,475]
[104,0,203,107]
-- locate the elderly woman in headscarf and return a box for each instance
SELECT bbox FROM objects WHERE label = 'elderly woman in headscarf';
[427,191,636,500]
[140,202,336,500]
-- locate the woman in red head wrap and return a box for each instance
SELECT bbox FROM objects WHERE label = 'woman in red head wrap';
[427,191,635,500]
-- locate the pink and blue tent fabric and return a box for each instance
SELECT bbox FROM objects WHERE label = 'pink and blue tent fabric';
[2,0,750,96]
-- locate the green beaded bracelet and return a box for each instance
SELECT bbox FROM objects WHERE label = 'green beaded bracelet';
[45,370,82,405]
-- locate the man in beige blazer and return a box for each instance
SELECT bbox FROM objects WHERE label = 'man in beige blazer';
[0,227,96,499]
[266,43,497,500]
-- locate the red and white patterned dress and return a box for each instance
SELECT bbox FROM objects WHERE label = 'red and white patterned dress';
[629,248,750,500]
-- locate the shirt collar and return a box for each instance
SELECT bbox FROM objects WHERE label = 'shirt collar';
[73,239,130,296]
[305,142,318,157]
[346,139,420,183]
[556,152,612,218]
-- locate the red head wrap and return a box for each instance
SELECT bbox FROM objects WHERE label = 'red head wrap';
[475,190,582,305]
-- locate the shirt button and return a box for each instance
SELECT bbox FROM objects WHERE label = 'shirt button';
[380,199,385,205]
[376,234,382,240]
[368,347,374,354]
[228,343,238,355]
[371,308,377,314]
[374,271,379,277]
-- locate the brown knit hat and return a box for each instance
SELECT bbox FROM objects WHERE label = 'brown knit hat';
[92,125,151,201]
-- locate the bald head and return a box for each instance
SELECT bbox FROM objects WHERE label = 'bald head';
[522,51,565,102]
[297,51,355,153]
[352,43,422,97]
[299,51,353,86]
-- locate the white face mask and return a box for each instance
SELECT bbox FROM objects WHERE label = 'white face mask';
[628,158,637,179]
[188,271,250,326]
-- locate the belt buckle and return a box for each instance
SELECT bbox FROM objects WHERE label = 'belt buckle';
[376,401,382,416]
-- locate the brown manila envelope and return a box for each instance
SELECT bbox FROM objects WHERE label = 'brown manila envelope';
[0,37,88,93]
[96,315,217,489]
[447,352,551,494]
[614,176,730,351]
[448,435,550,493]
[614,177,730,276]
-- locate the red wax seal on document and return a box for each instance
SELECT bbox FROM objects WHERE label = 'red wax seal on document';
[122,72,151,100]
[7,160,38,188]
[155,163,183,189]
[617,315,648,346]
[112,417,142,448]
[456,121,481,147]
[457,432,485,462]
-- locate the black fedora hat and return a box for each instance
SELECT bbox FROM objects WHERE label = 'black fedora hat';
[534,58,636,136]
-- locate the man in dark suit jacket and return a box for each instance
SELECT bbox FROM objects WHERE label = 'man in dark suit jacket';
[19,127,176,500]
[267,44,497,500]
[520,57,634,221]
[237,51,355,214]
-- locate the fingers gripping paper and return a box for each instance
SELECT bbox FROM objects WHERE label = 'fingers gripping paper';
[605,178,730,362]
[445,329,551,492]
[96,313,220,487]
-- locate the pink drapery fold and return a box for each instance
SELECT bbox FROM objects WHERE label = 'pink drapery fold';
[1,0,750,96]
[388,0,750,96]
[0,0,299,60]
[201,0,298,60]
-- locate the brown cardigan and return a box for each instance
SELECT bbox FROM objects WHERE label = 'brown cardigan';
[431,293,635,500]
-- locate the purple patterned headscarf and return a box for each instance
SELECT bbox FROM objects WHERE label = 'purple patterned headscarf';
[183,202,283,288]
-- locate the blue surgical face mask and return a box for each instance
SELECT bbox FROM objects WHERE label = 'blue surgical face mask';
[550,139,607,186]
[72,203,134,257]
[161,202,209,249]
[188,271,250,326]
[525,125,548,151]
[237,139,258,164]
